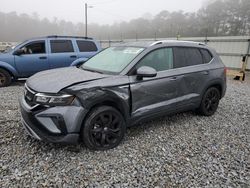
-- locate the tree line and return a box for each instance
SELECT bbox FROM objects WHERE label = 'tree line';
[0,0,249,42]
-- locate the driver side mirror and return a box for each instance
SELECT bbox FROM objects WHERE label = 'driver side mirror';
[136,66,157,79]
[13,49,24,56]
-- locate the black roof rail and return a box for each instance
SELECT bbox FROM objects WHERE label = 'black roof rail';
[46,35,93,40]
[198,42,206,46]
[154,41,163,45]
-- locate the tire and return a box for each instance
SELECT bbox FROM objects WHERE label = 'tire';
[197,87,220,116]
[0,68,12,87]
[81,106,126,150]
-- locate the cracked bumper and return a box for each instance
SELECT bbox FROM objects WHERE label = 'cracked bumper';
[19,96,86,144]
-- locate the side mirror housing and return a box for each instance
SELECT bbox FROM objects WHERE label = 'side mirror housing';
[136,66,157,79]
[13,49,24,56]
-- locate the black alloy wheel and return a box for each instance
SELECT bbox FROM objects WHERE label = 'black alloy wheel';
[82,106,126,150]
[198,87,220,116]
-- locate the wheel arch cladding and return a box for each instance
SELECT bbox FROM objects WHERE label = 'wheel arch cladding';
[203,80,224,99]
[75,86,131,125]
[0,61,18,77]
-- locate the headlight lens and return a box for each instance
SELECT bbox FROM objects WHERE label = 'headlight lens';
[34,93,75,105]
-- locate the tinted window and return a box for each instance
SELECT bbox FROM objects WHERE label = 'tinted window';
[174,47,203,68]
[200,49,213,63]
[50,40,74,53]
[21,41,46,54]
[136,48,173,72]
[77,40,97,52]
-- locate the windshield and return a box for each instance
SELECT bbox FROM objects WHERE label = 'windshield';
[81,46,144,74]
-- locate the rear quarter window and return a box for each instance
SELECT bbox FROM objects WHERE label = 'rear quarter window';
[76,40,98,52]
[200,49,213,63]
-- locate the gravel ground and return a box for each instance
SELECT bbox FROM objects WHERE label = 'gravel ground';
[0,76,250,187]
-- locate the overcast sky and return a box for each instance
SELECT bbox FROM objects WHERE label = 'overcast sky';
[0,0,205,25]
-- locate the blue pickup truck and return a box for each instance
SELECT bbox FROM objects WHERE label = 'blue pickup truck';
[0,36,101,87]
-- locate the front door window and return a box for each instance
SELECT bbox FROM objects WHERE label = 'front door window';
[136,48,173,72]
[21,41,46,54]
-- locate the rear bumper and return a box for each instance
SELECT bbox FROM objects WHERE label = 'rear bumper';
[19,96,85,144]
[221,75,227,98]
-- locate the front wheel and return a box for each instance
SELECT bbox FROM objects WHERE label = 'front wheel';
[0,68,12,87]
[81,106,126,150]
[197,87,220,116]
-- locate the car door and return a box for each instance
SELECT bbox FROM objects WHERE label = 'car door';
[48,39,78,69]
[172,47,212,108]
[129,47,183,120]
[14,40,49,77]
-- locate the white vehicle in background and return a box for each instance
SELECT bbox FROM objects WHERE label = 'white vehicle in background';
[0,42,16,52]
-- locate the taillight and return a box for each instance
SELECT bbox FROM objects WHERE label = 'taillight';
[224,67,227,74]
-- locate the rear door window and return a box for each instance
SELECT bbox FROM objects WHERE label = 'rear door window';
[50,40,74,53]
[76,40,98,52]
[173,47,203,68]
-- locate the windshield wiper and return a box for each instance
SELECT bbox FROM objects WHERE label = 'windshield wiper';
[81,67,103,74]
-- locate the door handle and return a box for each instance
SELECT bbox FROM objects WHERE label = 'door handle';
[202,71,209,75]
[39,56,47,59]
[70,55,77,58]
[170,76,177,81]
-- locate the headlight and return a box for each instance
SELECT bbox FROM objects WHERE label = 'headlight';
[34,93,75,106]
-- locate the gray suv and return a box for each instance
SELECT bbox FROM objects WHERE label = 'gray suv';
[19,41,227,150]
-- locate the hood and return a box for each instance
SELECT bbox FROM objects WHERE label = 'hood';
[0,52,10,59]
[26,67,109,93]
[0,52,15,65]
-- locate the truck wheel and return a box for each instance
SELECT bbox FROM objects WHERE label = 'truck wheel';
[0,68,12,87]
[197,87,220,116]
[81,106,126,150]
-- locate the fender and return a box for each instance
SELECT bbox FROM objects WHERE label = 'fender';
[70,57,89,67]
[71,86,131,124]
[201,78,225,98]
[0,61,19,77]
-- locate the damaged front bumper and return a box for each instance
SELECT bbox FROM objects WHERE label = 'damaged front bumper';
[19,96,86,144]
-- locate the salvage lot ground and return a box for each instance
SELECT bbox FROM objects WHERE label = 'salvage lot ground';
[0,75,250,187]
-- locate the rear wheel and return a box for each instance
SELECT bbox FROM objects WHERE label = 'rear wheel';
[0,68,11,87]
[81,106,126,150]
[197,87,220,116]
